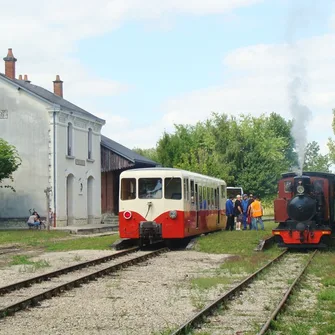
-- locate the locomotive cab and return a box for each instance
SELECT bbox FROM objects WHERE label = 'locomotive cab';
[273,172,334,248]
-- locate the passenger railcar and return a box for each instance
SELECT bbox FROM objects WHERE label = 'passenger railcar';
[119,168,227,246]
[272,172,335,248]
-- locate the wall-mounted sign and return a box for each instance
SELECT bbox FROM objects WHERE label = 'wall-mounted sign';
[75,159,85,166]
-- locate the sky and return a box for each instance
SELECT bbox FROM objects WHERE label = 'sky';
[1,0,335,154]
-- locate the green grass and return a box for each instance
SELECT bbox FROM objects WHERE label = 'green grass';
[45,234,120,251]
[191,276,231,290]
[10,255,50,270]
[189,221,282,293]
[0,230,120,251]
[268,250,335,335]
[0,230,70,246]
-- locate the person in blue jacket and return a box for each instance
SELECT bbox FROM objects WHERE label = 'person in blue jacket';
[241,194,249,230]
[225,195,235,231]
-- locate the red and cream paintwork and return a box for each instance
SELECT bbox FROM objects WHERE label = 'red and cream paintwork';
[119,168,227,240]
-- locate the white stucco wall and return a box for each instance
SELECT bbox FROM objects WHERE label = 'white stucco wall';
[55,113,102,226]
[0,77,104,226]
[0,80,50,218]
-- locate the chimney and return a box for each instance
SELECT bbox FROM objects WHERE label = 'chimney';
[3,48,17,79]
[18,74,23,80]
[53,75,63,98]
[24,74,31,83]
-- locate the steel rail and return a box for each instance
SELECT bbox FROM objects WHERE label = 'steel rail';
[0,247,139,296]
[170,249,288,335]
[0,247,168,318]
[257,249,317,335]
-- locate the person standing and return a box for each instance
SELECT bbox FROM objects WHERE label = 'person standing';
[247,194,254,230]
[234,195,243,230]
[250,195,264,230]
[241,194,249,230]
[225,196,235,231]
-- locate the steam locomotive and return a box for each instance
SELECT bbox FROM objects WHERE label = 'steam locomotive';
[272,172,335,248]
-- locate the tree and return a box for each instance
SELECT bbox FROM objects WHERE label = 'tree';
[0,138,21,191]
[132,147,160,164]
[303,141,331,172]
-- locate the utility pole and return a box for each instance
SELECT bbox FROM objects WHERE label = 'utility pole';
[44,187,52,231]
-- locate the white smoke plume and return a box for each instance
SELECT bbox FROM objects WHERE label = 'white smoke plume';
[286,3,313,175]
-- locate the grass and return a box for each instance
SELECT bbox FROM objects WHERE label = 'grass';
[10,255,50,271]
[267,250,335,335]
[0,230,120,251]
[188,221,283,311]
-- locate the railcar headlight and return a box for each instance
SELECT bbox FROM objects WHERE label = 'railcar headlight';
[297,185,305,194]
[169,210,177,219]
[123,211,132,220]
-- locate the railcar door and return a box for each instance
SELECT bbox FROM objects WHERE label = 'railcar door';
[195,183,199,228]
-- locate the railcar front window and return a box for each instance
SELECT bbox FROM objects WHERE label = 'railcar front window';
[164,177,182,199]
[139,178,162,199]
[121,178,136,200]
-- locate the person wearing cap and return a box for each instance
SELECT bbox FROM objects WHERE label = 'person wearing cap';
[250,195,264,230]
[234,195,243,230]
[241,194,249,230]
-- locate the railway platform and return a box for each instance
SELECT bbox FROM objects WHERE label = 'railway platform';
[53,223,119,235]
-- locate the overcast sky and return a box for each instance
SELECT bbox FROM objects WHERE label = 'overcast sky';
[1,0,334,153]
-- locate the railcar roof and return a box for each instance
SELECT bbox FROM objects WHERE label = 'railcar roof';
[282,171,335,180]
[121,167,226,183]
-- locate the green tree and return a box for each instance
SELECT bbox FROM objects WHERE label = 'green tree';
[149,112,297,198]
[132,147,160,164]
[0,138,21,191]
[303,141,330,172]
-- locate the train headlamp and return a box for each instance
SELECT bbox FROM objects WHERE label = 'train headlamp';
[297,185,305,194]
[123,211,132,220]
[169,210,177,219]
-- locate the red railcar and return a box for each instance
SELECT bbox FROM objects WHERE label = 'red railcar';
[272,172,335,248]
[119,168,227,246]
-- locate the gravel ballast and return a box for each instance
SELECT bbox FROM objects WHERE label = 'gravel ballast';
[0,250,230,335]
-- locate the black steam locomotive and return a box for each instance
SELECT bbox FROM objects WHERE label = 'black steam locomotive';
[272,172,335,248]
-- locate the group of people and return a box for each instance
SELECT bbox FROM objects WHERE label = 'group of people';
[225,193,264,231]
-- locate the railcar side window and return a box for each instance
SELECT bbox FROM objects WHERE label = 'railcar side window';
[165,178,182,199]
[284,181,292,193]
[199,186,203,209]
[139,178,162,199]
[190,180,195,202]
[183,178,189,200]
[121,178,136,200]
[203,187,207,209]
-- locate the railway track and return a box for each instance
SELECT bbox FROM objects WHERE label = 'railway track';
[0,246,168,318]
[170,250,317,335]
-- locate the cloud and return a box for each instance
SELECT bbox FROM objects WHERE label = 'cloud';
[0,0,263,119]
[152,33,335,155]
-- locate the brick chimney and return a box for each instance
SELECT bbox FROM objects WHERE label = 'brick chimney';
[53,75,63,98]
[3,48,17,79]
[24,74,31,83]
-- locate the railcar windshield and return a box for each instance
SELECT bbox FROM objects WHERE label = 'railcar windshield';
[120,178,136,200]
[164,177,182,199]
[139,178,162,199]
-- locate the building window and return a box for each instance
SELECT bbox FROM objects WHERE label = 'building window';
[88,128,93,159]
[67,122,73,156]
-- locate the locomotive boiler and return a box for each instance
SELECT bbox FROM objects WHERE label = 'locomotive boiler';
[272,172,335,248]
